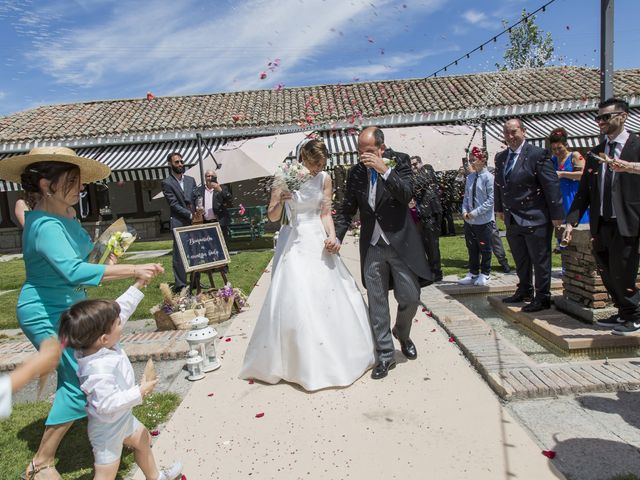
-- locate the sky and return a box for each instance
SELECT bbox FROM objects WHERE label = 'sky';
[0,0,638,117]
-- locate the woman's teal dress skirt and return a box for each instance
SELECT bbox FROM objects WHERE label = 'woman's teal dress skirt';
[17,211,106,425]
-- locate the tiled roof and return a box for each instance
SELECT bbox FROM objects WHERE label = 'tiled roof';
[1,66,640,144]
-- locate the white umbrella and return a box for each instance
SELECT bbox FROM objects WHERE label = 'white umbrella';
[381,125,505,171]
[186,131,308,185]
[153,132,308,198]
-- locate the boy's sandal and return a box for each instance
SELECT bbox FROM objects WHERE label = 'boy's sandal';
[21,460,57,480]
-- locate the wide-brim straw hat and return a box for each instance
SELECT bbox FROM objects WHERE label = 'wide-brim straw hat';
[0,146,111,184]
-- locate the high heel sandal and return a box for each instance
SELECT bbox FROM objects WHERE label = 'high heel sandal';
[21,460,58,480]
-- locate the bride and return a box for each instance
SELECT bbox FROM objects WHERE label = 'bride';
[239,138,375,391]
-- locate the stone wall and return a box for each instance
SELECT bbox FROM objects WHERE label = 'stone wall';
[560,225,611,308]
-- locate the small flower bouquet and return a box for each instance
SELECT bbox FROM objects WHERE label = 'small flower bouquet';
[88,217,136,264]
[150,283,204,330]
[273,160,312,225]
[349,219,361,237]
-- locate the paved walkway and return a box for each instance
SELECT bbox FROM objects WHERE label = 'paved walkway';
[133,236,564,480]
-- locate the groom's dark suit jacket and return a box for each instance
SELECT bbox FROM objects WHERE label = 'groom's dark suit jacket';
[335,148,432,289]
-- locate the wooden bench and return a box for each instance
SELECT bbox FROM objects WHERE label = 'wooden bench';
[228,206,268,240]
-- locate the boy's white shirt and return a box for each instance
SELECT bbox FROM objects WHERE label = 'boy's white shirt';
[76,286,144,423]
[0,375,11,419]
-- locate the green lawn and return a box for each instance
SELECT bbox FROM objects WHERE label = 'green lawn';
[0,392,180,480]
[0,249,273,330]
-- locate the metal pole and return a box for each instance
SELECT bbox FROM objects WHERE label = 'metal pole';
[600,0,614,101]
[196,133,205,187]
[480,115,487,152]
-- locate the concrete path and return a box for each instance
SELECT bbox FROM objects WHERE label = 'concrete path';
[134,236,564,480]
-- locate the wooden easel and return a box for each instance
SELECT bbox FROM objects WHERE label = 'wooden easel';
[188,266,228,295]
[187,266,242,313]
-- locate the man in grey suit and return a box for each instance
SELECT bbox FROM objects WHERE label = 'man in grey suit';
[494,119,563,312]
[162,152,197,293]
[331,127,433,380]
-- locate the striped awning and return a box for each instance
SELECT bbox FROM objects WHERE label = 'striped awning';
[0,132,359,192]
[485,107,640,148]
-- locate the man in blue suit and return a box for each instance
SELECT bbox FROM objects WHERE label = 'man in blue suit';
[494,119,564,312]
[162,152,197,293]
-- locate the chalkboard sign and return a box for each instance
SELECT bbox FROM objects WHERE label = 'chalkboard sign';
[173,223,230,273]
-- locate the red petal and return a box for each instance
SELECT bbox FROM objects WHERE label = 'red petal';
[225,337,231,342]
[448,336,455,343]
[150,430,160,436]
[207,393,214,397]
[255,412,265,418]
[431,329,436,332]
[182,475,187,480]
[248,379,254,384]
[542,450,556,459]
[421,307,427,312]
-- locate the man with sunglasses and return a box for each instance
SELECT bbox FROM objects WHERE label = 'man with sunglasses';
[162,152,197,293]
[563,98,640,335]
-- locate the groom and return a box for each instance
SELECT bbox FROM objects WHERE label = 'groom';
[330,126,433,379]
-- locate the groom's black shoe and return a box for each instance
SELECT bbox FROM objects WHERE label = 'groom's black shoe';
[392,328,417,360]
[371,360,396,380]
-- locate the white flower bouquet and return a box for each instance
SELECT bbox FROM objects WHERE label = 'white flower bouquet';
[88,217,137,264]
[273,160,312,225]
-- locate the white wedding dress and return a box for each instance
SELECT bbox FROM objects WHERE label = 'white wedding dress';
[240,171,375,391]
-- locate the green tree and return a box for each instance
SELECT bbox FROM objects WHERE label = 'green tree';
[496,9,554,70]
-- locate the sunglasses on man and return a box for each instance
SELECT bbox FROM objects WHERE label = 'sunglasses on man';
[595,111,625,122]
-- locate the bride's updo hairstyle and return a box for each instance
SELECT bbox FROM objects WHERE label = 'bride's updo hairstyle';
[299,138,329,168]
[20,161,81,196]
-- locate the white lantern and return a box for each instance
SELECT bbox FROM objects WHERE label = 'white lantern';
[186,350,205,381]
[185,316,221,373]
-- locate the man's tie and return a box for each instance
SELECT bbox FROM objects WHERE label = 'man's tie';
[504,151,517,179]
[370,169,378,186]
[471,174,479,209]
[602,141,616,220]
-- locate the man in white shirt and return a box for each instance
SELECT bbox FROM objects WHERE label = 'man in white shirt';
[195,170,233,243]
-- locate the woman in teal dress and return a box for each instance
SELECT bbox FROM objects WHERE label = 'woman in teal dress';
[0,147,164,480]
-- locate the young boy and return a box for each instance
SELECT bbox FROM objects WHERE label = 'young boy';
[459,147,495,287]
[58,284,182,480]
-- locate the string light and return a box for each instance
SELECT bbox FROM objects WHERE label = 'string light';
[428,0,557,78]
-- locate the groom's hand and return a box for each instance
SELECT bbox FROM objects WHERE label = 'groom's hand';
[324,237,341,254]
[361,152,388,174]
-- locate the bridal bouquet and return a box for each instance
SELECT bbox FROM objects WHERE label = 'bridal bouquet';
[88,217,137,264]
[273,160,311,224]
[273,160,311,193]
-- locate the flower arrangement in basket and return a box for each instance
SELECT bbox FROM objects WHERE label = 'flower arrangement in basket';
[200,283,249,324]
[150,283,205,330]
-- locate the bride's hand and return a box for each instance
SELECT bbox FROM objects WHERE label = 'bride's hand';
[280,191,293,202]
[324,237,341,254]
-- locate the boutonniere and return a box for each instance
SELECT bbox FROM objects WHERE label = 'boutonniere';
[384,157,397,169]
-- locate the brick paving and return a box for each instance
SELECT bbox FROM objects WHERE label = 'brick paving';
[423,277,640,400]
[0,330,189,372]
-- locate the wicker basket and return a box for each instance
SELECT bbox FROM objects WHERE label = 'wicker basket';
[153,309,175,331]
[169,307,206,330]
[204,297,233,324]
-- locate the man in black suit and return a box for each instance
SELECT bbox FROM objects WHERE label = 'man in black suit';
[162,152,197,293]
[195,169,233,243]
[411,155,443,281]
[563,98,640,335]
[494,119,563,312]
[330,127,432,380]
